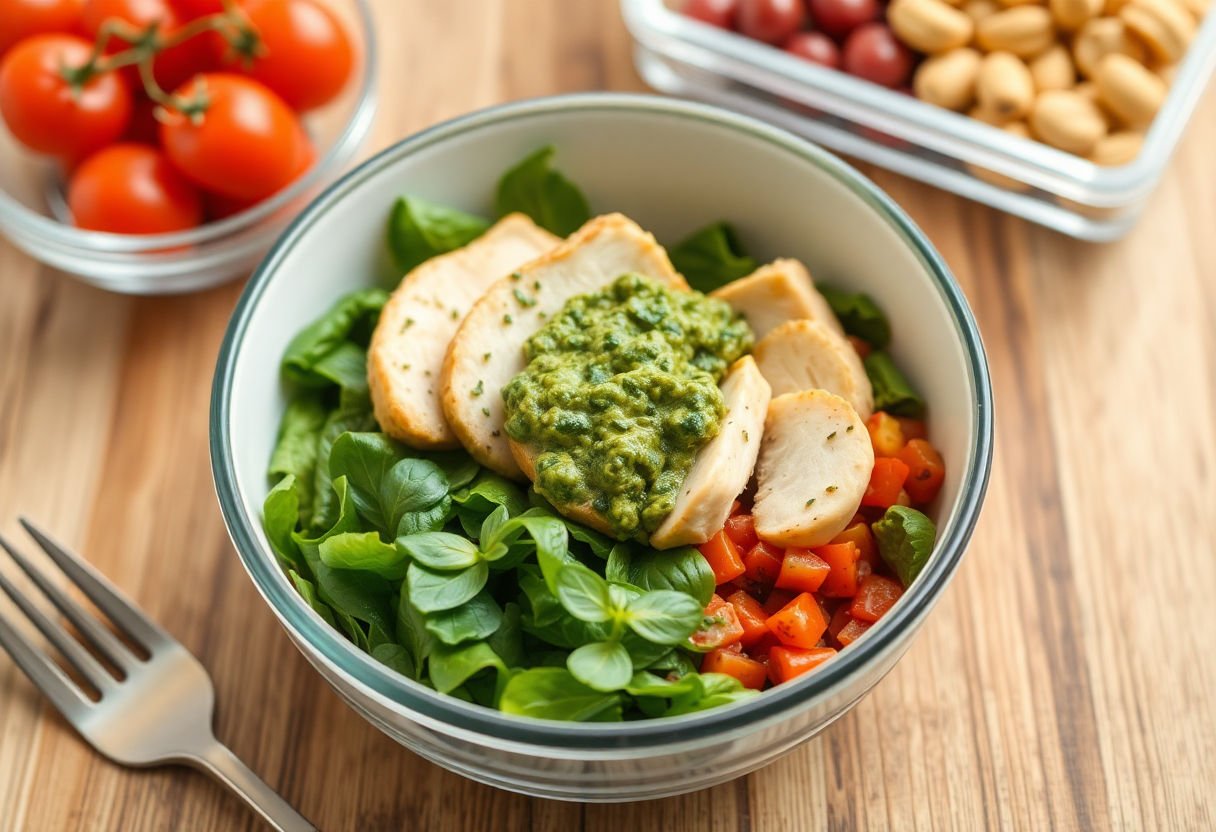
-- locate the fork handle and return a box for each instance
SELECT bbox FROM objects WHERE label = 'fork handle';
[188,741,317,832]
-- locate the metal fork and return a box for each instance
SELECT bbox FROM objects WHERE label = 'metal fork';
[0,519,315,832]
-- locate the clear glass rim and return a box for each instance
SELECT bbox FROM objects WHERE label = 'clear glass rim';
[0,0,378,255]
[209,92,995,750]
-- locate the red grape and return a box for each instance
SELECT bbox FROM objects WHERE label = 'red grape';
[737,0,807,44]
[784,31,841,68]
[681,0,739,28]
[842,23,913,88]
[808,0,879,37]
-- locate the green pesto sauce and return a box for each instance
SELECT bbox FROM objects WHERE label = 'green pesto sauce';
[503,274,753,541]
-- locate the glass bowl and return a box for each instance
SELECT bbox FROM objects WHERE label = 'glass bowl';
[621,0,1216,241]
[0,0,377,295]
[210,93,994,801]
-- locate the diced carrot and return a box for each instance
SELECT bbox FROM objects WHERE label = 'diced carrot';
[837,618,871,646]
[762,588,797,617]
[846,335,872,359]
[725,590,770,647]
[815,541,861,598]
[690,595,745,650]
[699,530,746,585]
[724,514,759,551]
[849,574,904,622]
[748,631,781,659]
[866,411,906,457]
[774,547,831,593]
[896,417,927,441]
[897,439,945,504]
[827,605,852,640]
[861,457,910,508]
[743,541,784,587]
[832,521,879,566]
[769,646,838,684]
[701,648,768,690]
[766,593,828,648]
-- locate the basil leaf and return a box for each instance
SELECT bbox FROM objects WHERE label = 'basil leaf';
[268,394,328,525]
[396,494,453,537]
[646,649,699,677]
[669,222,757,293]
[428,640,507,695]
[264,475,303,571]
[288,569,337,628]
[488,602,525,668]
[398,532,481,570]
[555,563,613,623]
[623,546,715,606]
[499,668,622,721]
[478,504,511,552]
[519,569,610,648]
[494,145,590,236]
[407,561,489,613]
[452,472,529,518]
[513,512,572,593]
[567,641,633,692]
[864,352,926,418]
[329,432,406,530]
[624,670,703,699]
[319,531,406,580]
[528,491,614,558]
[872,505,937,586]
[604,544,631,584]
[396,585,434,680]
[380,457,448,537]
[424,591,504,646]
[625,590,704,646]
[666,673,760,715]
[282,289,387,387]
[620,629,676,669]
[387,196,491,274]
[818,285,892,348]
[419,450,480,491]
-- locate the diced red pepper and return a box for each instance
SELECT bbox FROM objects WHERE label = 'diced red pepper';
[689,595,745,650]
[769,646,838,684]
[849,574,904,622]
[743,541,784,587]
[866,411,906,457]
[698,530,746,584]
[701,647,768,690]
[837,617,871,646]
[724,514,759,551]
[765,593,828,649]
[815,541,861,598]
[774,547,831,593]
[862,457,910,508]
[831,521,880,567]
[725,589,770,647]
[897,439,945,504]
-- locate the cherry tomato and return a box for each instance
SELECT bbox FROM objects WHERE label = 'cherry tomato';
[122,94,161,143]
[0,0,86,57]
[168,0,222,18]
[737,0,806,44]
[203,131,313,219]
[0,34,132,162]
[784,31,840,68]
[842,23,912,88]
[232,0,353,111]
[82,0,214,91]
[68,142,202,232]
[159,73,307,200]
[807,0,878,37]
[681,0,740,28]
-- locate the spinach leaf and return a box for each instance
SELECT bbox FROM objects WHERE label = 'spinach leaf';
[519,569,609,648]
[567,641,633,692]
[380,457,448,537]
[424,591,504,646]
[512,512,571,593]
[264,475,303,571]
[488,603,525,668]
[308,341,370,394]
[387,196,491,274]
[624,590,704,646]
[529,491,614,558]
[864,352,926,418]
[498,668,622,721]
[428,640,507,696]
[621,546,715,606]
[666,673,759,715]
[669,222,757,293]
[288,570,337,628]
[818,285,892,349]
[396,494,453,537]
[624,670,703,699]
[311,396,378,533]
[329,432,405,530]
[268,394,328,524]
[604,544,631,584]
[453,472,528,518]
[407,561,489,613]
[494,146,590,236]
[396,583,434,680]
[555,562,614,623]
[642,649,699,678]
[419,450,480,491]
[872,506,937,586]
[371,643,414,678]
[397,531,481,570]
[319,531,405,580]
[282,289,387,387]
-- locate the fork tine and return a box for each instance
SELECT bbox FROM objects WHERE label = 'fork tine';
[18,519,170,653]
[0,605,91,720]
[0,534,133,673]
[0,563,117,694]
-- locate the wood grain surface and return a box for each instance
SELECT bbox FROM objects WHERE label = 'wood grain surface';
[2,1,1215,829]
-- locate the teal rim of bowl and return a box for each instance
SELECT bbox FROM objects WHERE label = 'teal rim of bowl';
[210,92,994,749]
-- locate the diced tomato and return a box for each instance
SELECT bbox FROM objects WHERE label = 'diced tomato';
[862,457,910,508]
[724,514,759,551]
[699,530,746,584]
[701,647,768,690]
[690,595,745,650]
[897,438,945,504]
[762,588,797,617]
[725,589,769,647]
[743,540,784,587]
[769,646,838,684]
[846,335,872,359]
[774,547,831,593]
[896,417,927,441]
[815,541,861,598]
[832,521,879,566]
[766,593,828,648]
[837,617,871,646]
[849,574,904,622]
[866,411,906,457]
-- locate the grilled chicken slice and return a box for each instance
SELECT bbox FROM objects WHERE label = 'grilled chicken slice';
[443,213,688,478]
[753,319,874,420]
[649,356,771,549]
[710,258,842,340]
[367,214,559,449]
[753,390,873,548]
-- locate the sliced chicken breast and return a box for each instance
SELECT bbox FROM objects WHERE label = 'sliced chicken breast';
[753,390,873,548]
[753,319,874,420]
[442,213,688,478]
[710,258,842,340]
[367,214,559,449]
[649,356,771,549]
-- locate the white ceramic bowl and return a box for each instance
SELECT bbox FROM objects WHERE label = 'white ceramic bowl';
[210,93,993,801]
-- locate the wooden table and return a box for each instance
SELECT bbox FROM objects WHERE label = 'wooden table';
[2,1,1215,829]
